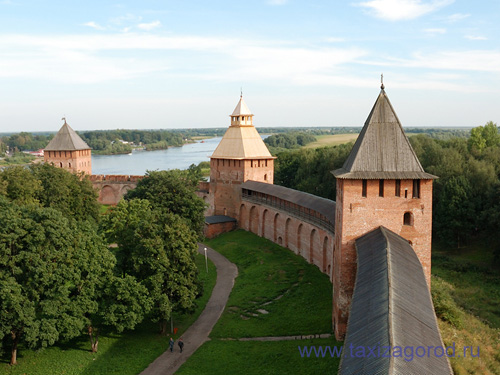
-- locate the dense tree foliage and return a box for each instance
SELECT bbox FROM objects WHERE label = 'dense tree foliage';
[0,164,154,361]
[125,168,206,236]
[101,199,199,334]
[0,198,113,364]
[411,123,500,248]
[274,143,353,200]
[0,164,100,223]
[1,132,51,152]
[264,132,316,151]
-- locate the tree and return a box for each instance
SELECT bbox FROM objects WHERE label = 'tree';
[0,198,111,364]
[125,170,206,236]
[274,143,353,200]
[468,121,500,155]
[434,176,475,247]
[102,199,200,334]
[87,274,151,352]
[30,163,100,223]
[0,166,41,206]
[0,164,100,223]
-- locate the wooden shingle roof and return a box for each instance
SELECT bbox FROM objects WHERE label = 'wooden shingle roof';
[211,98,274,160]
[44,121,90,151]
[333,88,436,180]
[339,226,452,375]
[241,180,336,227]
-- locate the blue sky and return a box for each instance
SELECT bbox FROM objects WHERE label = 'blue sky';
[0,0,498,132]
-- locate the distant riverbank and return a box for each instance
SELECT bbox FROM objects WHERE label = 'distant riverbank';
[91,137,221,175]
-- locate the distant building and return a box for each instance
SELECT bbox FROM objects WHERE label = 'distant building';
[24,149,44,157]
[44,119,92,174]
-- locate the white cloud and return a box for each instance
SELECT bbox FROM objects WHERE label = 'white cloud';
[423,28,446,35]
[356,0,454,21]
[110,14,142,26]
[0,31,496,95]
[381,50,500,73]
[137,20,161,31]
[83,21,105,31]
[465,35,487,41]
[325,37,346,43]
[267,0,288,5]
[446,13,470,22]
[0,33,366,86]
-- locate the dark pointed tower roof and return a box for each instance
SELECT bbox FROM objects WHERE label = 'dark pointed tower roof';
[333,86,436,179]
[44,120,90,151]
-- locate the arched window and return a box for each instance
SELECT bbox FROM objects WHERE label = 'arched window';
[59,162,63,168]
[264,174,267,181]
[403,212,414,226]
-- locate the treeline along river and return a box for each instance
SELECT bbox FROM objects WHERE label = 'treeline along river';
[91,137,221,175]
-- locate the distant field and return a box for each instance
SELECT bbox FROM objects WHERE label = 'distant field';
[304,132,421,149]
[304,134,359,148]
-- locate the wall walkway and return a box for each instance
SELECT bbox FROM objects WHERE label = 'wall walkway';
[239,181,336,282]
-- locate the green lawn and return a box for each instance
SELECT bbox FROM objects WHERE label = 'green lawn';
[177,338,341,375]
[0,253,217,375]
[206,230,333,338]
[178,230,338,375]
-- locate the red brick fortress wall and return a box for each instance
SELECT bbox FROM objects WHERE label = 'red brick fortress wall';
[89,175,144,205]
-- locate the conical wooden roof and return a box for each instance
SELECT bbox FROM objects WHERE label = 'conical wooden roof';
[333,88,436,179]
[45,121,90,151]
[211,98,273,160]
[231,96,253,116]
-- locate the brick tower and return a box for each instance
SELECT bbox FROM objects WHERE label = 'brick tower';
[209,95,275,218]
[44,119,92,175]
[331,84,437,340]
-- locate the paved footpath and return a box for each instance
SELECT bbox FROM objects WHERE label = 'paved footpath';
[140,243,238,375]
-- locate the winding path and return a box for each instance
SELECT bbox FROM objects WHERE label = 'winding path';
[140,243,238,375]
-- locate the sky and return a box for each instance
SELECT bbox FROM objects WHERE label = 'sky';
[0,0,499,132]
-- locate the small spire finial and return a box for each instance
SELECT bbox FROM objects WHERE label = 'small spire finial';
[380,74,385,90]
[240,87,243,98]
[61,116,67,124]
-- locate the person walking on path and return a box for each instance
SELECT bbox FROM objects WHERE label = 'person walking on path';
[178,338,184,353]
[169,338,175,353]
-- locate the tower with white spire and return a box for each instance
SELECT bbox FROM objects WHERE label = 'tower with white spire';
[209,95,275,217]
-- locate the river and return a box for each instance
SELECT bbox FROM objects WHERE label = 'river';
[91,137,222,175]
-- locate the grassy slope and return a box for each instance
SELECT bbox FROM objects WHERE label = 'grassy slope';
[0,253,217,375]
[178,230,341,375]
[206,230,333,338]
[432,240,500,375]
